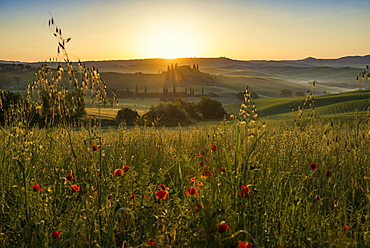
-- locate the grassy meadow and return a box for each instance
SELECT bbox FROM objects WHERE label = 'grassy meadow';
[0,117,369,247]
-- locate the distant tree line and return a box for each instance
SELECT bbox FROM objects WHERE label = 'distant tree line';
[116,96,227,126]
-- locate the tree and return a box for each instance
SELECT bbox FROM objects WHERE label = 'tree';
[280,89,293,97]
[116,107,140,125]
[195,96,226,120]
[251,92,259,99]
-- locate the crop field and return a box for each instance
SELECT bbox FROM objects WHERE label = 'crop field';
[0,118,369,247]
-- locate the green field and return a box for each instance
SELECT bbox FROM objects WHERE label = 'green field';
[0,118,369,247]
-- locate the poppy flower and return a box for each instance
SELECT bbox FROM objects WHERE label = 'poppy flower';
[210,144,217,151]
[196,182,204,188]
[92,144,100,151]
[148,238,156,247]
[315,195,321,200]
[155,190,168,199]
[186,187,199,196]
[32,184,41,192]
[98,173,103,178]
[326,170,332,177]
[310,163,317,170]
[160,184,168,190]
[195,203,202,213]
[342,226,350,231]
[107,194,112,199]
[51,231,61,239]
[123,165,130,172]
[189,177,196,182]
[65,173,74,181]
[199,161,204,166]
[114,169,124,176]
[364,174,370,181]
[238,241,253,248]
[221,167,226,172]
[198,151,205,157]
[70,185,80,192]
[238,185,251,197]
[217,221,229,233]
[131,194,137,199]
[201,166,213,178]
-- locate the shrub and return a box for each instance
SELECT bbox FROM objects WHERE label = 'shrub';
[116,107,140,125]
[195,96,226,120]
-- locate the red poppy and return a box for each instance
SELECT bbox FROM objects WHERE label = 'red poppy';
[32,184,41,192]
[210,144,217,151]
[364,174,369,181]
[51,231,61,239]
[199,161,204,166]
[114,169,124,176]
[217,221,229,233]
[201,166,213,178]
[70,185,80,192]
[148,238,156,247]
[131,194,137,199]
[143,195,148,198]
[189,177,196,182]
[198,151,205,157]
[310,163,317,170]
[123,165,130,172]
[315,195,321,200]
[66,173,74,181]
[221,167,226,172]
[186,187,199,196]
[155,190,168,199]
[326,170,332,177]
[195,204,202,213]
[196,182,204,188]
[98,173,103,178]
[238,241,253,248]
[107,194,112,199]
[92,144,100,151]
[342,226,350,231]
[238,185,251,197]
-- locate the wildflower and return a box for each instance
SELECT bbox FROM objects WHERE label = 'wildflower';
[51,231,61,239]
[217,221,229,233]
[238,185,251,197]
[114,169,124,176]
[310,163,317,170]
[342,226,350,231]
[98,173,103,178]
[186,187,199,196]
[123,165,130,172]
[155,190,168,199]
[326,170,332,177]
[238,241,253,248]
[143,195,148,198]
[221,167,226,172]
[148,238,156,247]
[210,144,217,151]
[70,185,80,192]
[364,174,370,181]
[107,194,112,199]
[131,194,137,199]
[195,203,202,213]
[92,144,100,151]
[160,184,168,190]
[198,151,205,157]
[315,195,321,200]
[32,184,41,192]
[201,166,213,178]
[196,182,204,188]
[65,173,74,181]
[199,161,204,166]
[189,177,196,182]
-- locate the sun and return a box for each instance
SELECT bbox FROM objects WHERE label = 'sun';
[140,23,201,59]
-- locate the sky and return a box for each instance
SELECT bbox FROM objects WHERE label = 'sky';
[1,0,370,62]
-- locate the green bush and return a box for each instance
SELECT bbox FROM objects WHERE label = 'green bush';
[116,107,140,125]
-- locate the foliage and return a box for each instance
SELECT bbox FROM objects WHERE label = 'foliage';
[116,107,140,125]
[280,88,293,97]
[195,96,227,120]
[0,119,369,247]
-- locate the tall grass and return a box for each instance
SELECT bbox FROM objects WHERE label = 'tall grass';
[0,118,369,247]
